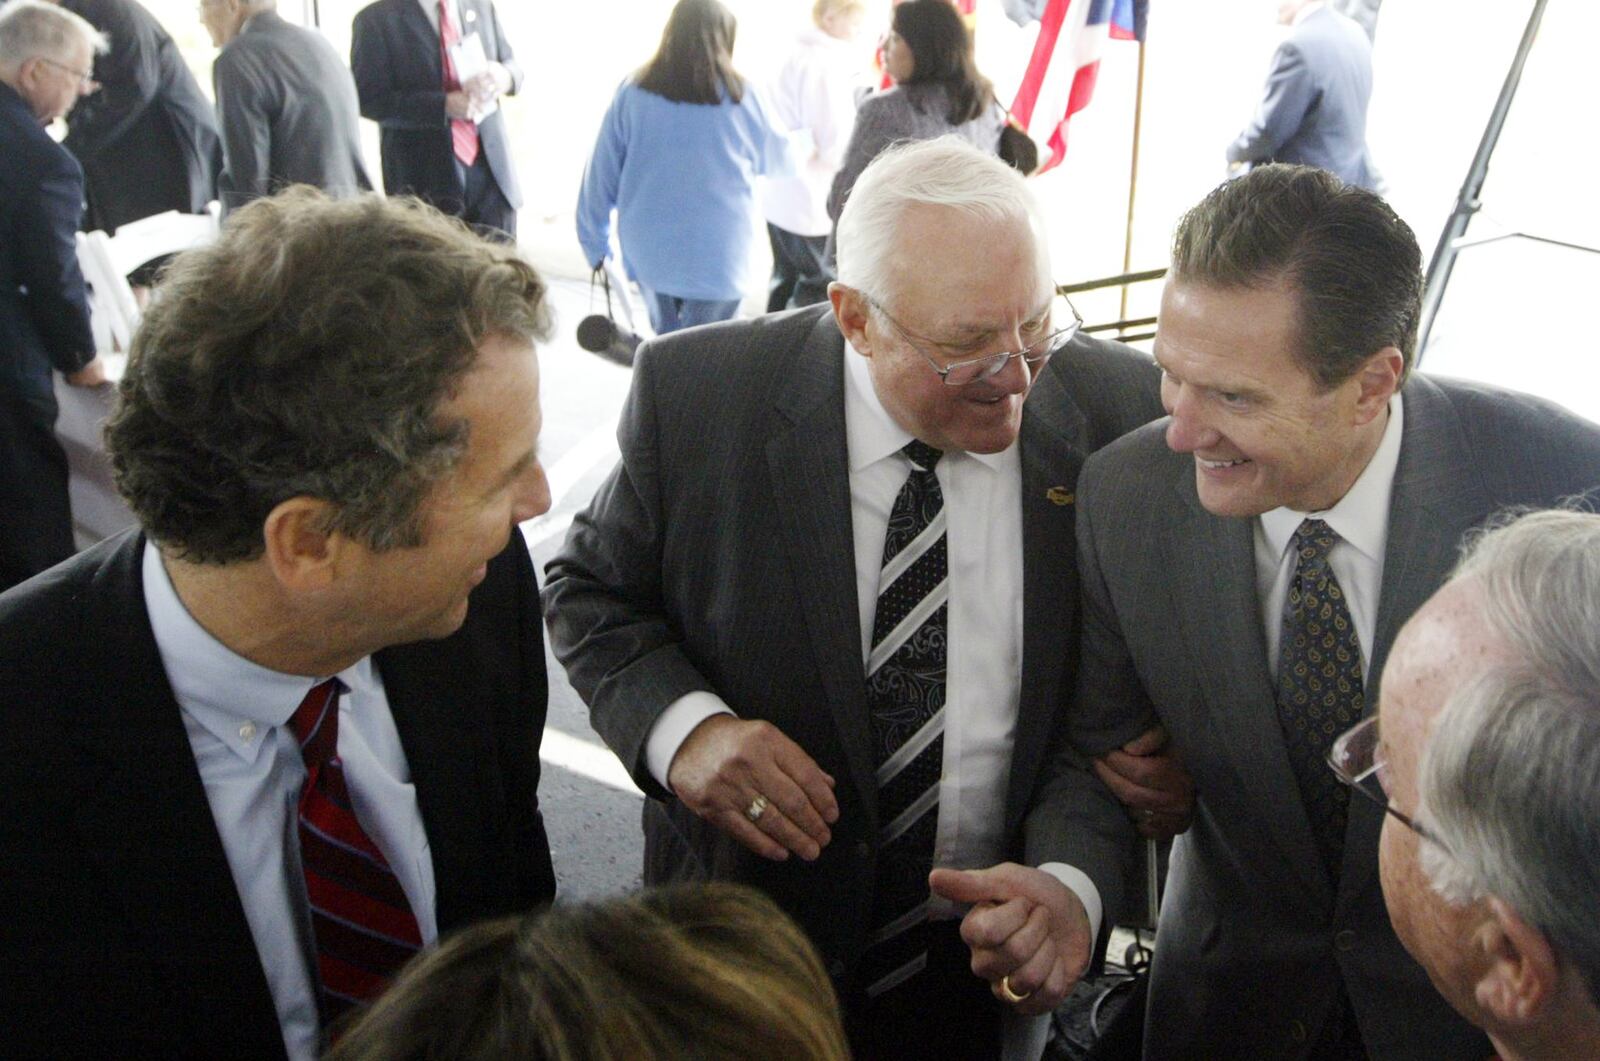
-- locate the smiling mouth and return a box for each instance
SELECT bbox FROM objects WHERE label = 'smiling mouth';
[1197,457,1249,469]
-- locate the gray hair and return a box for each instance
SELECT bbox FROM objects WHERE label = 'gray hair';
[834,136,1044,299]
[0,0,106,74]
[1420,507,1600,1006]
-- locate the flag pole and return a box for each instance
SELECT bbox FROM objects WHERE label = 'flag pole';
[1119,38,1147,323]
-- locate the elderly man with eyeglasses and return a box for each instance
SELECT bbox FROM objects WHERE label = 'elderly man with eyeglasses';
[0,0,107,592]
[1332,508,1600,1061]
[544,136,1166,1061]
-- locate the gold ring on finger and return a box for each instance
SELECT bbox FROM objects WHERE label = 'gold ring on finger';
[999,974,1032,1005]
[745,795,769,823]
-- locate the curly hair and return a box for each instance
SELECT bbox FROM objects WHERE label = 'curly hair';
[105,188,552,564]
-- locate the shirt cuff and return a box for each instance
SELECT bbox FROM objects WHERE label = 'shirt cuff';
[644,691,736,791]
[1038,862,1103,943]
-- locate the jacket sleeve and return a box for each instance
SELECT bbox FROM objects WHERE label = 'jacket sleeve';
[350,7,447,129]
[541,343,717,798]
[1227,41,1315,164]
[485,0,522,94]
[574,85,628,269]
[16,153,95,372]
[212,49,272,212]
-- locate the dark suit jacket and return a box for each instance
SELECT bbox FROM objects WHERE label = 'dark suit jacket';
[0,81,94,428]
[350,0,523,210]
[0,530,556,1059]
[543,305,1162,983]
[61,0,222,233]
[1227,5,1376,189]
[214,10,371,214]
[1030,375,1600,1059]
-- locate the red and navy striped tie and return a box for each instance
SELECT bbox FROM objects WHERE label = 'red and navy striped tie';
[290,679,422,1028]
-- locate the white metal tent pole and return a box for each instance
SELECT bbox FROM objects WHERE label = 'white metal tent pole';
[1415,0,1549,363]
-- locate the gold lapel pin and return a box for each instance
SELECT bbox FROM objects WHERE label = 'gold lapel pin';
[1046,487,1075,506]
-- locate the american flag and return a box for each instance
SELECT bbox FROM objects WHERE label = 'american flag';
[1009,0,1147,174]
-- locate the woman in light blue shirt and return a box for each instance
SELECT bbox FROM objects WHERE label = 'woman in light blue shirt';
[576,0,792,336]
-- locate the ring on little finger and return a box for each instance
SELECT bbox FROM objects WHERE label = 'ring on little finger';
[745,795,769,823]
[999,974,1032,1005]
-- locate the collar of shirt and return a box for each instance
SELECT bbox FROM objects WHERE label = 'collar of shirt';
[1258,390,1405,566]
[842,337,1013,474]
[418,0,463,34]
[141,539,373,766]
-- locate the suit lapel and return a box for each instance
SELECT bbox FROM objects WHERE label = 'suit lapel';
[765,312,878,825]
[1005,370,1087,830]
[67,535,285,1057]
[1165,475,1334,903]
[1338,379,1488,906]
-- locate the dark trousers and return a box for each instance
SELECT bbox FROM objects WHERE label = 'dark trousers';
[0,403,74,592]
[843,920,1002,1061]
[453,152,516,242]
[766,223,833,312]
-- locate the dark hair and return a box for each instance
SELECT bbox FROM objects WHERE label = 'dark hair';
[894,0,993,125]
[1169,164,1422,388]
[325,883,852,1061]
[105,187,552,564]
[635,0,744,106]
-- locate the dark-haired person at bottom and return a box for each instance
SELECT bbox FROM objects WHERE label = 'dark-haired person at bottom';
[328,883,852,1061]
[1026,165,1600,1059]
[0,189,558,1061]
[545,137,1172,1061]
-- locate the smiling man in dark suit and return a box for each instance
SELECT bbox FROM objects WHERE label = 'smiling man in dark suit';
[1025,164,1600,1059]
[350,0,521,240]
[544,137,1167,1061]
[0,190,557,1060]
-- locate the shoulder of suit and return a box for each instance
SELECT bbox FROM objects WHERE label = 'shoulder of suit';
[0,530,141,666]
[638,305,830,379]
[1408,371,1600,454]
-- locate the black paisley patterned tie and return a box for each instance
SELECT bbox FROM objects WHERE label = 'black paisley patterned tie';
[861,439,948,999]
[1275,519,1365,880]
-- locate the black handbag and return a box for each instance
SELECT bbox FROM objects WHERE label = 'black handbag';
[575,264,642,367]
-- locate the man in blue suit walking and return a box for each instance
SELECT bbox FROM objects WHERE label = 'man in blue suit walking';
[1228,0,1378,191]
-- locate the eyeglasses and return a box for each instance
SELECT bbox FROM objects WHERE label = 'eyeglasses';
[1326,715,1450,853]
[864,293,1082,387]
[38,57,96,90]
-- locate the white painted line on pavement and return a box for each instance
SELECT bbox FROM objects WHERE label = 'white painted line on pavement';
[540,727,643,797]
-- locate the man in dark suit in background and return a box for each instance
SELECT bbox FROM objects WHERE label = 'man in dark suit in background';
[351,0,522,240]
[200,0,369,214]
[544,138,1167,1061]
[1228,0,1377,190]
[0,0,106,591]
[58,0,221,235]
[1017,165,1600,1059]
[0,190,558,1060]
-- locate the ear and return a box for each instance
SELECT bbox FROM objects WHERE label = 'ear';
[829,283,874,358]
[260,497,344,594]
[1472,895,1560,1026]
[1350,346,1404,426]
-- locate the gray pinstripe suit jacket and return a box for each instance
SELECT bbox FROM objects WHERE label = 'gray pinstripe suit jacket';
[1028,373,1600,1059]
[543,303,1162,981]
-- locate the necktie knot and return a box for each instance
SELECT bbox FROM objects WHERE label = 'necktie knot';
[1292,518,1339,563]
[902,439,943,474]
[290,679,341,771]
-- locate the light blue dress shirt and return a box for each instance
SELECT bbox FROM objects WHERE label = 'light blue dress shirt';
[141,541,437,1061]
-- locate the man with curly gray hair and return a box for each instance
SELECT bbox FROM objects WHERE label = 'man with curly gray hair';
[0,188,559,1060]
[1359,508,1600,1061]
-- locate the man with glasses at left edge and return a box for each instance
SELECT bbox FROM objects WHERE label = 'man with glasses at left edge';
[545,137,1172,1061]
[0,0,106,593]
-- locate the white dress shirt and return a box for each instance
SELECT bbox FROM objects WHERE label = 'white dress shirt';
[1256,393,1403,682]
[415,0,463,36]
[142,542,437,1061]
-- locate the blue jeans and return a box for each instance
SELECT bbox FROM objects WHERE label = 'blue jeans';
[639,286,743,336]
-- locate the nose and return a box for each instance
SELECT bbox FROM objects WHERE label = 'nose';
[1161,378,1215,454]
[983,350,1034,395]
[512,460,552,523]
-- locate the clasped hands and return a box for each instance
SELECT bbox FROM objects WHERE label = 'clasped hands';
[445,62,511,123]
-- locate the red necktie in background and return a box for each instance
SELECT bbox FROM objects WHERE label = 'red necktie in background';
[291,679,422,1028]
[438,0,481,166]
